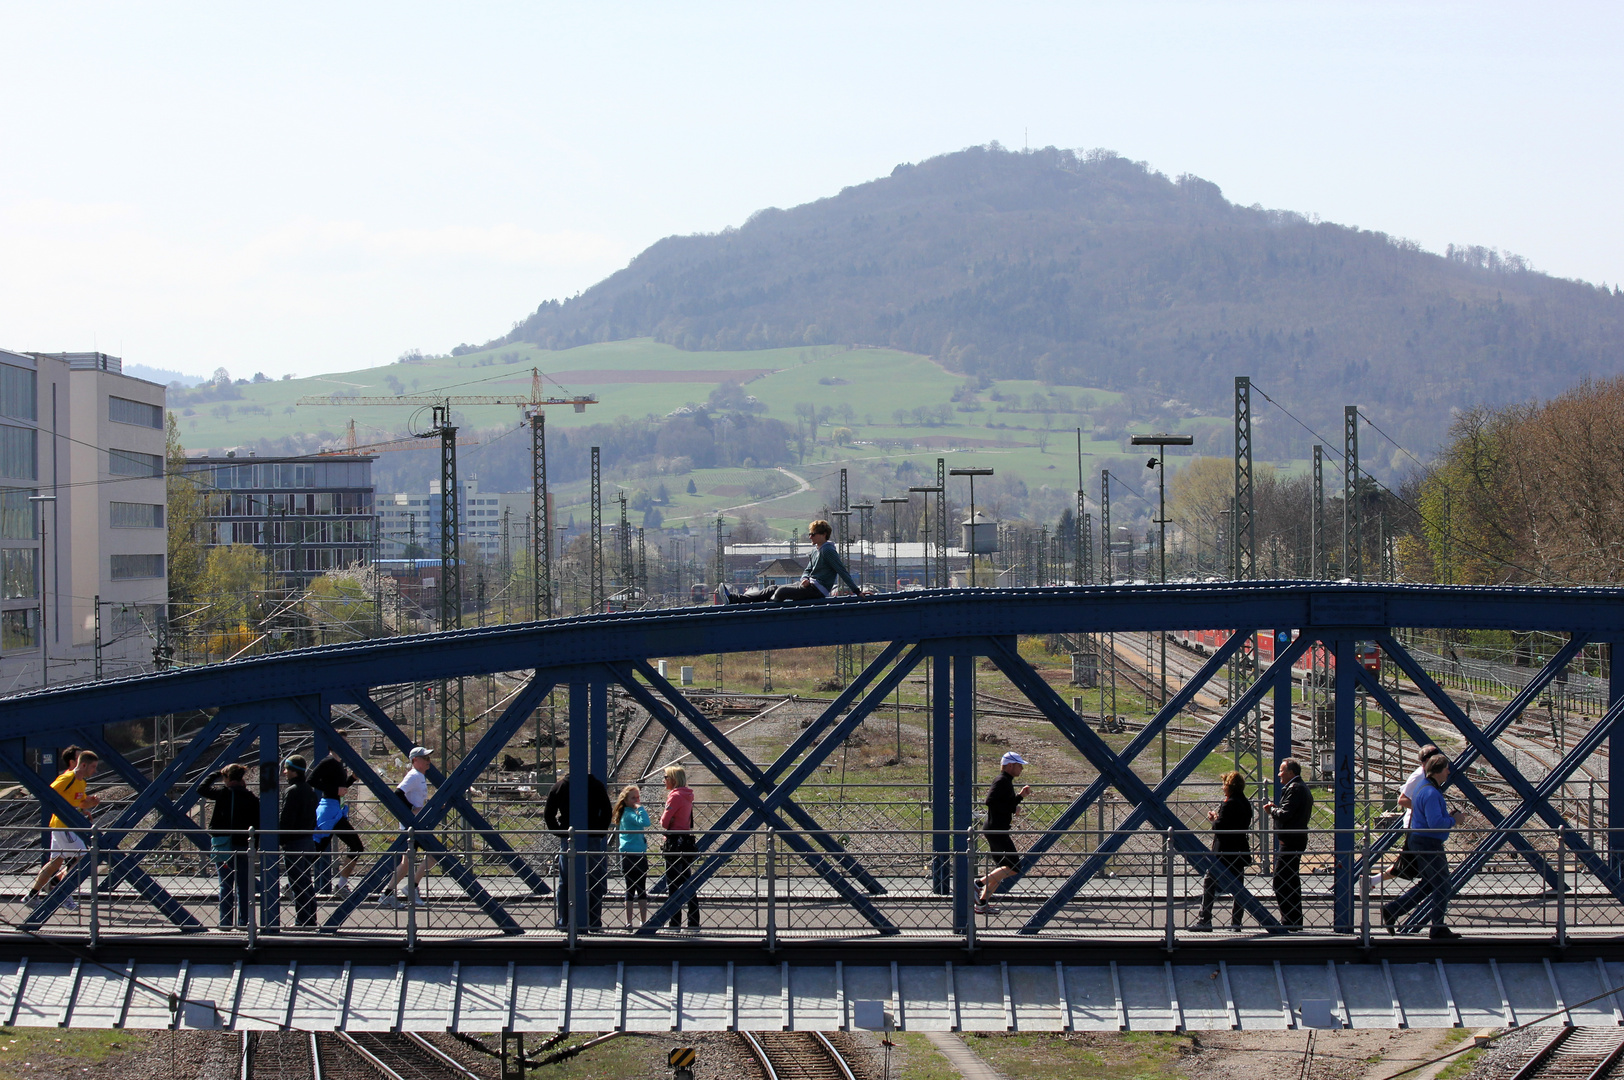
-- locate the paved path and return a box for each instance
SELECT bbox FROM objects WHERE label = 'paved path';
[924,1032,1007,1080]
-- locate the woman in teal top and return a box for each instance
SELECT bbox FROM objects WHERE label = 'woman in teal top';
[613,785,651,929]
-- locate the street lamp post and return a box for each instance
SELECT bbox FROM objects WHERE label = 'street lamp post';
[1130,433,1192,763]
[881,497,909,592]
[850,503,874,590]
[949,468,994,587]
[908,485,943,587]
[28,495,56,687]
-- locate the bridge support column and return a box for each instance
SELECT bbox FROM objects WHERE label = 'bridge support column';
[258,721,282,929]
[1332,638,1356,932]
[1273,661,1294,875]
[590,682,609,782]
[932,656,950,894]
[952,653,974,932]
[569,681,591,933]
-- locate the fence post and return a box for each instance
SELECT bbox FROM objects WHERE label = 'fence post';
[246,829,258,952]
[1163,827,1175,953]
[1556,826,1568,948]
[965,827,977,955]
[765,830,777,953]
[406,828,418,953]
[1359,823,1371,950]
[566,828,578,953]
[88,829,100,949]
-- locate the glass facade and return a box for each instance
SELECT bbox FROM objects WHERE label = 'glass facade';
[1,548,35,600]
[0,364,36,423]
[0,425,37,481]
[0,489,34,540]
[111,554,165,579]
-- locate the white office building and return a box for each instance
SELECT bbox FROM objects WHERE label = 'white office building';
[0,349,167,691]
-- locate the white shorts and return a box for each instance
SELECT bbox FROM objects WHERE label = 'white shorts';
[49,829,85,857]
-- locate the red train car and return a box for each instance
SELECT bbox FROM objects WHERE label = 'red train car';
[1171,629,1378,676]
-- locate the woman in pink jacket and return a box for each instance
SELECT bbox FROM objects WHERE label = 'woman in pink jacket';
[660,765,700,930]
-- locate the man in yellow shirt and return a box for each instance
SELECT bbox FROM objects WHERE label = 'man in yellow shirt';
[26,751,99,910]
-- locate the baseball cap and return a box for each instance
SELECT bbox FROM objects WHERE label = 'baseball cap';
[1000,752,1027,767]
[409,746,433,760]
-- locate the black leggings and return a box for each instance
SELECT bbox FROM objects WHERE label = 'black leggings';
[734,583,825,603]
[621,853,648,900]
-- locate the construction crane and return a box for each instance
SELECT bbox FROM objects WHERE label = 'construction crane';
[298,368,599,621]
[314,419,479,457]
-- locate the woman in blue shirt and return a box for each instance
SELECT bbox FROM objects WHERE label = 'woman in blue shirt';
[719,520,865,604]
[613,784,652,930]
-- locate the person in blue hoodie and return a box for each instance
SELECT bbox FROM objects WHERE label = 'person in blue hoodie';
[1381,753,1467,940]
[718,520,864,604]
[613,784,651,930]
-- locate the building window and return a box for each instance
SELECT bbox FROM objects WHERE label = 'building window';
[111,553,165,579]
[1,608,36,650]
[0,426,37,481]
[0,365,36,422]
[110,501,165,528]
[0,489,34,540]
[1,549,35,599]
[110,449,163,478]
[109,396,163,429]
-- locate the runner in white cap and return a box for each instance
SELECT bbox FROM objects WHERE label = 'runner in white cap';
[379,746,436,910]
[975,751,1032,915]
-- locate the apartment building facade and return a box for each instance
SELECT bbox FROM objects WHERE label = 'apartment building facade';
[376,474,531,562]
[182,453,377,587]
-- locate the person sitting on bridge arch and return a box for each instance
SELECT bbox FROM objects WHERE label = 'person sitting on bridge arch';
[718,519,864,604]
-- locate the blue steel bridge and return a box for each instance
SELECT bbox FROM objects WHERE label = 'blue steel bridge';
[0,582,1619,1034]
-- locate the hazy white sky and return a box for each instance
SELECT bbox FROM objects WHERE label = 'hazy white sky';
[1,2,1618,379]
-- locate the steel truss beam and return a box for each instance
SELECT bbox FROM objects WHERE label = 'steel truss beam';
[1351,636,1589,880]
[346,691,550,896]
[1377,635,1624,918]
[643,640,913,894]
[621,645,927,935]
[991,633,1312,933]
[315,676,558,933]
[1003,630,1252,887]
[625,660,884,893]
[18,709,267,930]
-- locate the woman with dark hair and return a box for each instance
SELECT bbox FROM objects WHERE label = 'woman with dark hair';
[1192,771,1253,931]
[202,764,260,928]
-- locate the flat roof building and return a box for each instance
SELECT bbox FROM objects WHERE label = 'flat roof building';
[182,454,377,588]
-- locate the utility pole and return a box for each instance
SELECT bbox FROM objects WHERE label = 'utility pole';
[1343,405,1363,582]
[530,409,550,619]
[431,403,464,769]
[589,447,604,611]
[1311,445,1325,579]
[1233,377,1255,581]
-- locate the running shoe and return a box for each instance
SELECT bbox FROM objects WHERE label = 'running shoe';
[62,896,79,912]
[973,903,999,915]
[377,893,403,910]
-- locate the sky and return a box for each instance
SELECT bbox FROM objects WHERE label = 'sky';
[1,2,1620,380]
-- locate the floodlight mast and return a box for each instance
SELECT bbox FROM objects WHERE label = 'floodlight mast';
[949,468,994,587]
[1129,433,1193,720]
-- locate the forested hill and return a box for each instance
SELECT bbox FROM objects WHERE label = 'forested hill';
[499,144,1624,454]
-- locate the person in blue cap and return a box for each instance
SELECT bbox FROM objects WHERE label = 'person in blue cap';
[975,751,1033,915]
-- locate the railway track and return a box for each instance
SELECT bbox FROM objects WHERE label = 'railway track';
[241,1031,480,1080]
[1509,1027,1624,1080]
[739,1031,858,1080]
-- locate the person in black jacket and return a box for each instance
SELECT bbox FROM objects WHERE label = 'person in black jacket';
[202,764,260,928]
[1262,757,1314,930]
[1193,771,1254,930]
[278,755,320,927]
[974,752,1033,916]
[544,771,613,930]
[309,752,362,898]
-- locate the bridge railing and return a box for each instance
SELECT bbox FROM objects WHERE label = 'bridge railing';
[3,823,1619,947]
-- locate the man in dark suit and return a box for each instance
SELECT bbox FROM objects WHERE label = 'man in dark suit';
[1262,757,1313,930]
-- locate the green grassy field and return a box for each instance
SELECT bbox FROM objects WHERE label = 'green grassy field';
[172,337,1196,531]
